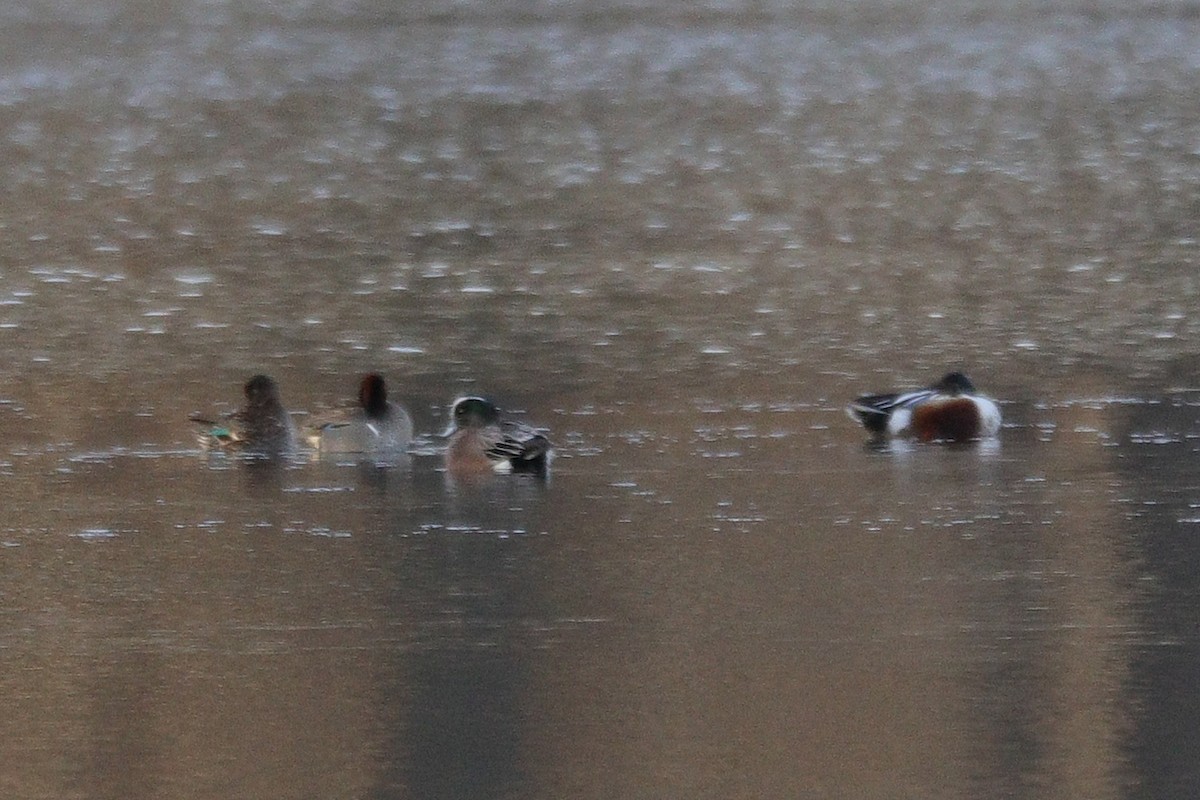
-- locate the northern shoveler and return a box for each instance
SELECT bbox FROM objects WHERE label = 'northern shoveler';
[846,371,1002,442]
[191,374,298,456]
[306,373,413,454]
[442,395,552,474]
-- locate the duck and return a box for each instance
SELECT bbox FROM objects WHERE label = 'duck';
[441,395,552,474]
[306,373,413,454]
[191,374,298,456]
[846,371,1001,442]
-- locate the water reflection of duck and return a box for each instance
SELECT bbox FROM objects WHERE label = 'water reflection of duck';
[191,374,298,456]
[441,396,552,475]
[306,373,413,455]
[847,371,1001,442]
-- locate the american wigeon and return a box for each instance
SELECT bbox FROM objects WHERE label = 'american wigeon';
[442,395,551,474]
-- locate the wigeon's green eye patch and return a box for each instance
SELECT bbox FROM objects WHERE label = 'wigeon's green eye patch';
[452,396,499,426]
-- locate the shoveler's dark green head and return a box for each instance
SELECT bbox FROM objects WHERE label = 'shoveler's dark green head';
[935,371,977,396]
[450,396,500,429]
[359,373,388,416]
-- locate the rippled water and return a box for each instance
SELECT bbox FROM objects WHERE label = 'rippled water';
[3,1,1200,798]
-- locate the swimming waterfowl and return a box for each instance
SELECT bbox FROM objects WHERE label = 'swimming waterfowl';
[306,373,413,454]
[846,371,1002,442]
[442,396,551,474]
[191,374,298,456]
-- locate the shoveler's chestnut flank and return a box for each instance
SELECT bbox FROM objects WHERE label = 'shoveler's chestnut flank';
[190,374,298,456]
[306,372,413,454]
[846,371,1002,442]
[442,396,552,474]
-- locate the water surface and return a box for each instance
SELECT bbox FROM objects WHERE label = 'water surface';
[2,2,1200,798]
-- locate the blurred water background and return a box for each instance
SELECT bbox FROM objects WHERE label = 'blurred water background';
[3,1,1200,797]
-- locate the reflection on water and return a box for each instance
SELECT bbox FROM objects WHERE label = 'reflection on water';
[1120,390,1200,800]
[2,1,1200,798]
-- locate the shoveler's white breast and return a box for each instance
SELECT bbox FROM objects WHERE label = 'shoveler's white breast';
[973,395,1002,437]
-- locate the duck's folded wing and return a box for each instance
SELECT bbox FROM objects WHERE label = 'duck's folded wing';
[847,389,935,433]
[189,411,244,448]
[491,422,552,462]
[855,389,934,413]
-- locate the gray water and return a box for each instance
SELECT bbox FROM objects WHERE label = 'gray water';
[3,1,1200,798]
